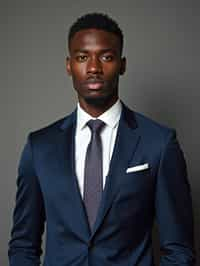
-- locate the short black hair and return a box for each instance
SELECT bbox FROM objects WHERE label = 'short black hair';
[68,13,124,54]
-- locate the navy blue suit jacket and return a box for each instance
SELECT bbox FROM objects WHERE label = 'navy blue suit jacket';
[9,103,195,265]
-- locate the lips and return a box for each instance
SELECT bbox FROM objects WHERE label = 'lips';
[87,82,104,89]
[84,79,104,90]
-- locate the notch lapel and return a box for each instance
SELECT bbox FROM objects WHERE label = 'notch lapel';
[59,111,91,239]
[91,104,141,237]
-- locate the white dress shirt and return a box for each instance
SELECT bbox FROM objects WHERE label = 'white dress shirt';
[75,99,122,198]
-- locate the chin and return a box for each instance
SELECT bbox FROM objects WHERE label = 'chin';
[84,94,113,107]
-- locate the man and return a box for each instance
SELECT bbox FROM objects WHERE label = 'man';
[8,13,195,266]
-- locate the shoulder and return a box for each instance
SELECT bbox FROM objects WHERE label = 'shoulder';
[135,111,174,136]
[28,109,76,143]
[123,103,176,147]
[135,111,177,149]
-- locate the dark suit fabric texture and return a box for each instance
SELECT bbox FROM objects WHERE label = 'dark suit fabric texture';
[8,103,195,266]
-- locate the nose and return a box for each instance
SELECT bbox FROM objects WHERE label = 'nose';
[87,56,103,74]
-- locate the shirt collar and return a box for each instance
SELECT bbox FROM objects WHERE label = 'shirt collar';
[76,99,122,131]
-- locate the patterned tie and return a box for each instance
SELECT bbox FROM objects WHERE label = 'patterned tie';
[83,119,105,230]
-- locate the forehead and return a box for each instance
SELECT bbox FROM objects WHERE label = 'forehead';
[69,29,121,53]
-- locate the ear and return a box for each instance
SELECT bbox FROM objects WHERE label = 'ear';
[119,57,126,75]
[66,56,72,76]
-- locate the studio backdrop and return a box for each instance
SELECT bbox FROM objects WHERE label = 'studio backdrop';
[0,1,199,265]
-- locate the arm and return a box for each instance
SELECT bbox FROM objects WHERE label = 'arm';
[8,134,45,266]
[155,130,195,266]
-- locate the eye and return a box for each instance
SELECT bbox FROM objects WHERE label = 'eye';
[101,54,114,62]
[76,55,88,62]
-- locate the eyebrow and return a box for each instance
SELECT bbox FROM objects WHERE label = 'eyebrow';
[73,48,118,54]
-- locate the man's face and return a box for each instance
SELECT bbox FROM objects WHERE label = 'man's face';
[66,29,126,107]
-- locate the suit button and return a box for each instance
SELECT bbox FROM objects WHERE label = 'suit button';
[88,241,93,249]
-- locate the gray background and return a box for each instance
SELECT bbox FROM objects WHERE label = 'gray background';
[0,0,199,265]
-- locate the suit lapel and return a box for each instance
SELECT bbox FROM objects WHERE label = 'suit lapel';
[58,104,141,239]
[59,110,91,239]
[91,104,141,237]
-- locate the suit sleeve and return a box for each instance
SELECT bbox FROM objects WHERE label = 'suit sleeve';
[8,134,46,266]
[155,130,196,266]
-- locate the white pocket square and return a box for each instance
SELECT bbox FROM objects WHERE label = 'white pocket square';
[126,163,149,173]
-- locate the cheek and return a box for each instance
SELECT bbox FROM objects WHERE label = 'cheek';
[71,64,86,81]
[104,66,120,82]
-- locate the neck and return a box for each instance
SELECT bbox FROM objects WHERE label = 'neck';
[79,97,118,117]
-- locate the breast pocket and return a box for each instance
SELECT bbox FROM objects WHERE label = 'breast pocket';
[121,168,152,190]
[113,169,155,222]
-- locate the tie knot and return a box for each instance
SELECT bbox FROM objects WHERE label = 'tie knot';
[87,119,105,134]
